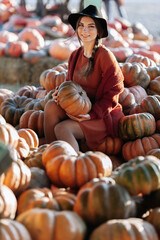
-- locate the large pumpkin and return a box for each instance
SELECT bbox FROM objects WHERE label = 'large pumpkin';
[57,81,92,116]
[16,208,87,240]
[45,151,113,188]
[126,53,156,67]
[74,180,136,226]
[113,155,160,195]
[118,112,156,140]
[89,218,158,240]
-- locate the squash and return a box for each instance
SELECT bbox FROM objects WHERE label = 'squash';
[121,62,150,88]
[0,123,19,148]
[45,151,113,188]
[16,137,30,159]
[57,81,92,116]
[113,155,160,195]
[96,136,123,155]
[27,167,51,189]
[0,219,31,240]
[122,133,160,161]
[44,69,67,92]
[89,218,158,240]
[16,85,39,98]
[18,128,39,149]
[146,66,160,80]
[147,76,160,95]
[0,185,17,219]
[16,208,87,240]
[5,40,29,58]
[118,112,156,140]
[74,180,136,226]
[126,53,156,67]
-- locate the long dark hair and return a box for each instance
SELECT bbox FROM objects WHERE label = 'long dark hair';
[76,17,104,79]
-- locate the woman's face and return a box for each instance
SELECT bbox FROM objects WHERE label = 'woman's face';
[77,16,98,43]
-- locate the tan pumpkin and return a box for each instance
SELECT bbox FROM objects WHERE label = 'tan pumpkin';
[16,137,30,159]
[0,123,19,148]
[146,65,160,80]
[89,218,158,240]
[0,219,31,240]
[18,128,39,149]
[0,185,17,219]
[45,151,113,188]
[1,159,31,196]
[27,167,51,189]
[133,48,160,64]
[126,53,156,67]
[147,76,160,95]
[57,81,92,116]
[44,69,67,92]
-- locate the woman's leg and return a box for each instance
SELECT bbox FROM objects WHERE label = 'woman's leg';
[54,119,84,152]
[44,99,67,143]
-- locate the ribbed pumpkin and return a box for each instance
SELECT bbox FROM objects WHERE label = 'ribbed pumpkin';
[89,218,158,240]
[16,85,39,98]
[122,133,160,161]
[118,112,156,140]
[45,151,113,188]
[52,189,76,211]
[5,40,28,58]
[145,208,160,238]
[0,123,19,148]
[57,81,92,116]
[16,208,87,240]
[0,185,17,219]
[74,181,136,226]
[16,137,30,159]
[147,76,160,95]
[146,65,160,80]
[129,95,160,120]
[0,219,32,240]
[126,53,157,67]
[1,159,31,196]
[146,148,160,159]
[121,62,150,88]
[42,140,77,167]
[0,88,14,106]
[96,136,123,155]
[20,110,44,137]
[18,128,39,149]
[113,155,160,195]
[0,95,32,126]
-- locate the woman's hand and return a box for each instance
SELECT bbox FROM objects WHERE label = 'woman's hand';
[67,113,91,122]
[52,87,59,103]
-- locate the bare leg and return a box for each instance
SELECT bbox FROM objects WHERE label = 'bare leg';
[44,99,67,143]
[54,119,84,152]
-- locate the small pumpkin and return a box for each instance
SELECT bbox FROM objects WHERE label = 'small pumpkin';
[147,76,160,95]
[5,40,29,58]
[18,128,39,149]
[0,123,19,148]
[96,136,123,155]
[126,53,156,67]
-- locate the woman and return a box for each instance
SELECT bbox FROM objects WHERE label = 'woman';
[44,4,124,152]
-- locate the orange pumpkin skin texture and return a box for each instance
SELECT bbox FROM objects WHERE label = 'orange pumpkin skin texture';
[89,218,158,240]
[121,62,150,88]
[57,81,92,116]
[52,189,76,211]
[129,95,160,120]
[96,136,123,155]
[45,151,113,188]
[18,28,45,50]
[0,219,32,240]
[18,128,39,149]
[42,140,77,167]
[17,188,53,215]
[5,40,28,57]
[0,123,19,148]
[122,133,160,161]
[16,208,87,240]
[126,53,157,67]
[1,159,31,196]
[118,112,156,140]
[0,185,17,219]
[74,181,136,226]
[113,155,160,196]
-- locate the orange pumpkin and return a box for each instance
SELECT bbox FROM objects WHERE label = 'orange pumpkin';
[96,136,123,155]
[57,81,92,116]
[5,40,28,58]
[18,128,39,149]
[126,53,156,67]
[0,123,19,148]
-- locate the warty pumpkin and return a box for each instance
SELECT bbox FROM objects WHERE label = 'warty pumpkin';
[57,81,92,116]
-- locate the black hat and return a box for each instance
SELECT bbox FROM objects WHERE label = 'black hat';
[68,5,108,38]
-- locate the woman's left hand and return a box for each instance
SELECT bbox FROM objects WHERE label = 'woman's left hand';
[67,113,91,122]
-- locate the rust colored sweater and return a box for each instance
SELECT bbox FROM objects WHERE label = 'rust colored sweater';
[66,45,124,150]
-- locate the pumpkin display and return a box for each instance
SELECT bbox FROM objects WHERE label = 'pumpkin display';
[18,28,45,50]
[17,187,53,215]
[96,136,123,155]
[16,85,39,98]
[113,155,160,195]
[20,110,44,137]
[0,95,32,126]
[89,218,158,240]
[23,49,47,64]
[129,95,160,120]
[57,81,92,116]
[16,208,87,240]
[126,53,156,67]
[122,133,160,161]
[42,140,77,167]
[121,62,150,88]
[18,128,39,149]
[45,151,113,188]
[118,112,156,140]
[0,219,32,240]
[0,185,17,219]
[147,76,160,95]
[146,66,160,80]
[0,122,19,148]
[5,40,29,58]
[1,158,31,196]
[74,181,136,226]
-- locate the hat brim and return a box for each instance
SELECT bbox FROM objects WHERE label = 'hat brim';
[68,13,108,38]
